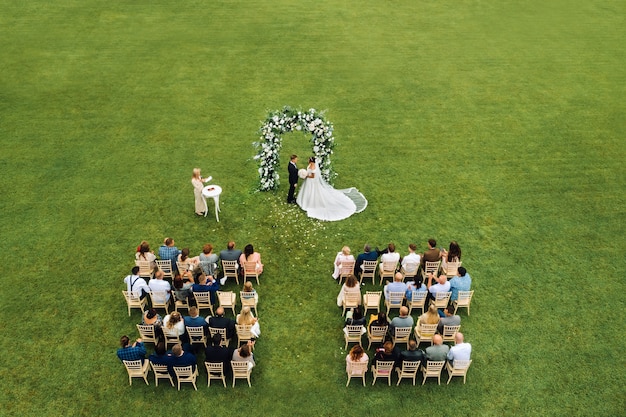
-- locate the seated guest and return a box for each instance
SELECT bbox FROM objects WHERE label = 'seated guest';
[427,273,451,299]
[148,340,171,365]
[389,306,414,333]
[353,244,379,276]
[384,272,408,300]
[169,343,197,372]
[405,278,427,300]
[337,274,361,307]
[136,242,157,270]
[417,304,440,326]
[172,275,194,305]
[219,241,243,268]
[421,238,441,267]
[177,248,199,277]
[447,332,472,365]
[242,281,259,303]
[148,270,171,302]
[184,306,207,330]
[124,266,150,300]
[205,333,233,374]
[425,334,450,362]
[345,345,368,373]
[232,341,256,369]
[332,246,355,280]
[191,272,220,304]
[207,307,236,340]
[116,335,146,362]
[449,266,472,302]
[344,306,367,336]
[142,308,163,327]
[239,244,263,274]
[400,243,421,276]
[396,340,426,368]
[437,305,461,334]
[158,237,181,272]
[440,240,462,272]
[199,243,219,277]
[236,306,260,338]
[368,311,389,332]
[374,341,400,364]
[162,312,185,340]
[379,242,400,272]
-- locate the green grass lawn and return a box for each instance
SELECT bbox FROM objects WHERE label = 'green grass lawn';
[0,1,624,416]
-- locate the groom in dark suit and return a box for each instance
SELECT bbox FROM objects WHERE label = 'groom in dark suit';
[287,154,299,203]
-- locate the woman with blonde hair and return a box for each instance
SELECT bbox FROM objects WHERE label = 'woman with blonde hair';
[332,246,355,280]
[345,344,369,373]
[417,304,440,326]
[236,306,261,338]
[162,311,185,338]
[191,168,212,216]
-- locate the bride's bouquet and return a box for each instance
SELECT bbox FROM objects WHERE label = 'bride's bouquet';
[298,169,308,179]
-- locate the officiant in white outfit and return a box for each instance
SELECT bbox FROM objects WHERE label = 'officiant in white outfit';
[296,157,367,221]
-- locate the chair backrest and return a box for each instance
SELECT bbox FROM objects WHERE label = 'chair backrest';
[343,291,361,308]
[410,291,428,306]
[135,260,154,279]
[347,361,368,376]
[374,360,395,374]
[209,327,229,347]
[236,324,253,344]
[424,360,445,376]
[194,292,213,308]
[240,291,257,308]
[369,325,388,339]
[443,261,461,277]
[345,325,364,339]
[363,291,381,307]
[442,325,461,343]
[457,290,474,306]
[424,261,441,274]
[433,291,451,308]
[450,359,472,372]
[186,326,207,344]
[149,290,169,307]
[393,326,412,342]
[217,291,235,306]
[231,360,252,379]
[205,361,224,376]
[381,261,397,272]
[339,260,356,277]
[155,260,174,278]
[173,365,195,379]
[176,261,193,274]
[123,359,145,375]
[164,331,181,347]
[221,260,238,276]
[402,262,419,275]
[123,290,143,305]
[150,362,171,378]
[136,324,157,344]
[398,360,420,376]
[416,323,438,342]
[386,291,405,306]
[243,261,258,276]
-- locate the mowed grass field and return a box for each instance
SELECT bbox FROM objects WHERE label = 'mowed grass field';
[0,1,624,416]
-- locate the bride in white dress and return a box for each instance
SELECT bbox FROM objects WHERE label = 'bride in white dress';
[296,157,367,221]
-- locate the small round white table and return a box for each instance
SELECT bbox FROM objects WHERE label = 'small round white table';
[202,185,222,222]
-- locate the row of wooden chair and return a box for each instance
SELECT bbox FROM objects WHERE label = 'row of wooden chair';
[347,359,472,386]
[137,324,255,349]
[134,259,261,286]
[337,259,462,286]
[345,323,461,350]
[122,360,253,389]
[342,290,474,317]
[122,289,258,317]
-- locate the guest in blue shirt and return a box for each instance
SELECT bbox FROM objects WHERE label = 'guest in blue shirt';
[191,272,220,304]
[116,335,146,362]
[449,267,471,301]
[159,237,181,272]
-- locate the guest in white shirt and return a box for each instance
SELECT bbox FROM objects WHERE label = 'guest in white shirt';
[148,270,171,302]
[447,332,472,365]
[401,243,421,276]
[379,242,400,273]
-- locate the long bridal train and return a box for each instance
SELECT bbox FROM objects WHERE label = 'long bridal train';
[296,162,367,221]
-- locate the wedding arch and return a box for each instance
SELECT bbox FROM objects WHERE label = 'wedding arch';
[254,106,336,191]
